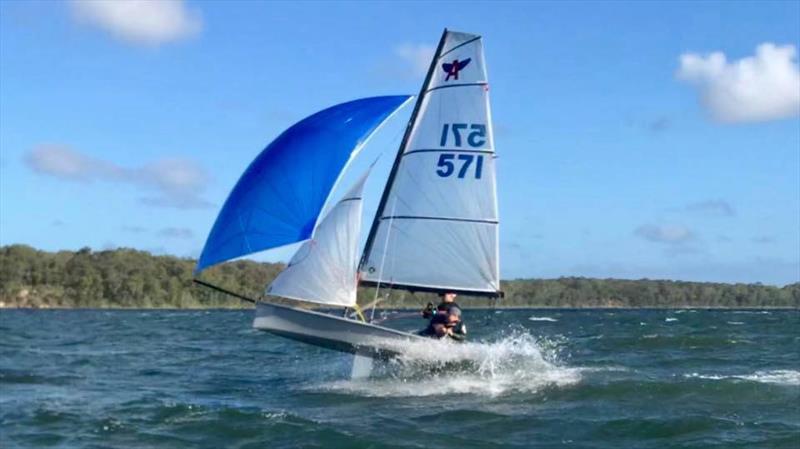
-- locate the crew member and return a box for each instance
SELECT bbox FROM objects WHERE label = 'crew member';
[444,306,467,341]
[421,292,460,319]
[418,305,467,341]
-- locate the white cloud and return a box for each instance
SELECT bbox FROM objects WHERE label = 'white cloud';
[139,194,212,210]
[70,0,202,46]
[138,158,209,198]
[570,257,798,286]
[25,145,212,209]
[394,43,435,79]
[752,235,776,244]
[24,145,121,180]
[685,199,735,217]
[677,43,800,123]
[634,224,694,244]
[157,227,194,239]
[648,116,671,133]
[122,225,148,233]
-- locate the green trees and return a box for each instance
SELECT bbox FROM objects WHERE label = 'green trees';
[0,244,797,308]
[0,245,278,308]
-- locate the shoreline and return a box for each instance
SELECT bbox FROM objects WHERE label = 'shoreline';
[3,246,797,309]
[2,305,798,311]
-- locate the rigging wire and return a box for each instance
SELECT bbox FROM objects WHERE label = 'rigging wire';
[369,199,397,322]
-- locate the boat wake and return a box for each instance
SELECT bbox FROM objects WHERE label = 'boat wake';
[313,330,582,397]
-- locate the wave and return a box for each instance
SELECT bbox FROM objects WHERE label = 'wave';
[313,331,582,397]
[528,316,558,322]
[684,370,800,386]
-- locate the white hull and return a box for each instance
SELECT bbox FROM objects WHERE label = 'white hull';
[253,302,425,358]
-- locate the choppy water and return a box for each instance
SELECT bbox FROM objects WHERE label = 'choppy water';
[1,309,798,448]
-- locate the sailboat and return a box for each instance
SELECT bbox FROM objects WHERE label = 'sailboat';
[195,29,501,359]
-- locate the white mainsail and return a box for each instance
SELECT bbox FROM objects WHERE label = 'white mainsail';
[267,172,369,307]
[360,31,501,296]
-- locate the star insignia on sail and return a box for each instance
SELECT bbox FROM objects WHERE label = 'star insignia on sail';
[442,58,471,81]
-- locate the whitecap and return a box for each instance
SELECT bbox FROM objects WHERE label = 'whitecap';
[528,316,558,322]
[581,366,629,373]
[665,317,678,322]
[684,370,800,386]
[684,372,725,380]
[727,321,745,325]
[739,370,800,385]
[261,411,289,420]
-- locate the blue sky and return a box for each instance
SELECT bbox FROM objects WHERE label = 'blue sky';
[1,0,798,285]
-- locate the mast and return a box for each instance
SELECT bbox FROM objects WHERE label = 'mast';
[358,29,449,271]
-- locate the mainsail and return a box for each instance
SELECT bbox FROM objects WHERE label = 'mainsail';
[196,96,411,273]
[266,172,369,307]
[359,31,501,297]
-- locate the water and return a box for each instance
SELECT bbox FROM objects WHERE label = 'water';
[1,309,798,448]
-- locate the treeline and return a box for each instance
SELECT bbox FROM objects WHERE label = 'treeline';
[0,245,279,309]
[1,245,798,309]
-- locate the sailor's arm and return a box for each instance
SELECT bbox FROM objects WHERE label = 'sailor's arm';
[448,331,466,342]
[446,322,467,341]
[421,302,434,319]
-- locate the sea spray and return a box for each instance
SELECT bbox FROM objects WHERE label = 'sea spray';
[314,329,582,397]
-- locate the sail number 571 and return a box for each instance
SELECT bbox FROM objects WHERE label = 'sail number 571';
[437,123,486,179]
[440,123,486,147]
[436,154,484,179]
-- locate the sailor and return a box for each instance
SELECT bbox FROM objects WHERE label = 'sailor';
[418,304,467,341]
[443,306,467,341]
[421,292,460,319]
[418,311,447,338]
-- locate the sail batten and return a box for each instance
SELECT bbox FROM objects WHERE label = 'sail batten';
[379,216,499,224]
[359,30,501,297]
[425,82,488,93]
[359,280,501,298]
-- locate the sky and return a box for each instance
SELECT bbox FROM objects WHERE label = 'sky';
[1,0,798,285]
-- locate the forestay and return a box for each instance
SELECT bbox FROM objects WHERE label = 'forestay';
[196,96,411,273]
[266,172,369,307]
[360,31,501,297]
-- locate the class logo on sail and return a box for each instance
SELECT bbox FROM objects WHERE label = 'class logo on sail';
[442,58,471,81]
